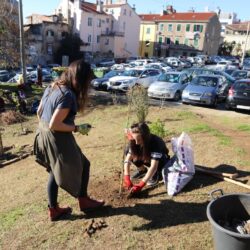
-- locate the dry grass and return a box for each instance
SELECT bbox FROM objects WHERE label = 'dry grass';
[0,103,250,250]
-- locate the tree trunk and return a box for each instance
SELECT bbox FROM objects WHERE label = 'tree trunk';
[0,132,3,156]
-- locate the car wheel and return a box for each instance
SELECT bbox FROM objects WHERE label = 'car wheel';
[212,97,218,108]
[225,100,232,110]
[173,91,181,101]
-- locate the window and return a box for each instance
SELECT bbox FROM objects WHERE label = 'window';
[168,24,173,32]
[88,17,92,26]
[186,24,190,32]
[175,38,179,45]
[97,35,100,43]
[61,31,68,38]
[97,19,101,27]
[184,38,189,45]
[159,24,164,31]
[46,30,54,37]
[177,24,181,32]
[146,27,150,34]
[194,38,199,47]
[165,37,171,44]
[159,37,163,43]
[193,24,203,32]
[47,44,53,55]
[88,34,91,43]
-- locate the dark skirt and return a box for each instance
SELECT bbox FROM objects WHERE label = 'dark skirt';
[33,121,87,197]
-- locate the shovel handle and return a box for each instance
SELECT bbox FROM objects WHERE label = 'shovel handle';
[209,189,224,200]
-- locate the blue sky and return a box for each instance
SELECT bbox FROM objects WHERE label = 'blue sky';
[23,0,249,21]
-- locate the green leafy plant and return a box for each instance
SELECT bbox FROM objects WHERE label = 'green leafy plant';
[127,85,149,123]
[149,119,168,138]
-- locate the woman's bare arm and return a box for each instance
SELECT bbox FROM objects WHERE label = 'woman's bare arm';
[49,108,75,132]
[142,159,159,183]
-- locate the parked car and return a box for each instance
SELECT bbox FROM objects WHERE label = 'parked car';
[231,70,250,80]
[97,58,115,67]
[0,70,13,82]
[144,62,172,72]
[224,69,236,76]
[182,75,231,107]
[91,70,124,90]
[148,72,189,101]
[225,79,250,110]
[107,68,161,92]
[242,60,250,71]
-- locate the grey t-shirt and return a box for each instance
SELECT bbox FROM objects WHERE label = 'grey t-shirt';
[40,85,77,126]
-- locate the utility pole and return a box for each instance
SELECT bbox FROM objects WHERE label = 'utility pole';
[241,21,250,65]
[18,0,27,84]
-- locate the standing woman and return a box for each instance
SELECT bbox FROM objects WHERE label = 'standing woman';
[123,122,170,194]
[34,59,104,221]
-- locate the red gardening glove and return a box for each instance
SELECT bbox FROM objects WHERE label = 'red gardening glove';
[124,175,133,189]
[131,181,146,194]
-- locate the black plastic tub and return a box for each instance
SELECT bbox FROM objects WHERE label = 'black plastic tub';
[207,189,250,250]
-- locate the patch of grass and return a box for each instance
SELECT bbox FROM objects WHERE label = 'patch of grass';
[235,147,247,156]
[237,124,250,132]
[210,130,232,146]
[0,207,24,232]
[236,159,250,167]
[177,111,197,120]
[186,123,232,146]
[186,124,214,133]
[0,82,19,92]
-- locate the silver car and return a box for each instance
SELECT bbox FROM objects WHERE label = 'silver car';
[148,72,190,101]
[107,68,161,92]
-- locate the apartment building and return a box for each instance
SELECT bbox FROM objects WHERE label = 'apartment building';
[56,0,141,59]
[139,6,221,58]
[224,21,250,53]
[24,14,69,65]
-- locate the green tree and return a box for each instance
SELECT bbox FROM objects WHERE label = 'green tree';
[218,41,236,56]
[54,33,84,64]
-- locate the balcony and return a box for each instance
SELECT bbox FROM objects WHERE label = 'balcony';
[101,31,124,37]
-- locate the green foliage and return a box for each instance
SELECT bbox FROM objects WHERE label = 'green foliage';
[149,119,168,137]
[127,85,149,123]
[237,124,250,132]
[218,41,237,56]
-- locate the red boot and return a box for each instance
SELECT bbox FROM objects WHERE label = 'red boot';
[48,204,72,221]
[78,197,105,213]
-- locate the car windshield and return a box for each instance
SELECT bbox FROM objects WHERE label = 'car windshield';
[104,70,122,78]
[232,71,247,78]
[193,76,218,87]
[123,70,142,77]
[158,73,180,83]
[235,82,250,90]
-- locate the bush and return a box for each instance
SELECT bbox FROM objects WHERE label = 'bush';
[149,119,168,138]
[127,85,149,123]
[52,67,68,79]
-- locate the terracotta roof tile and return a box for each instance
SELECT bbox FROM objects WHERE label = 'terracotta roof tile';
[103,4,126,8]
[139,12,216,22]
[226,21,250,31]
[80,2,108,15]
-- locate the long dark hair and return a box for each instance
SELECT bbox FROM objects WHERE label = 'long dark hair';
[129,122,151,162]
[53,59,94,112]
